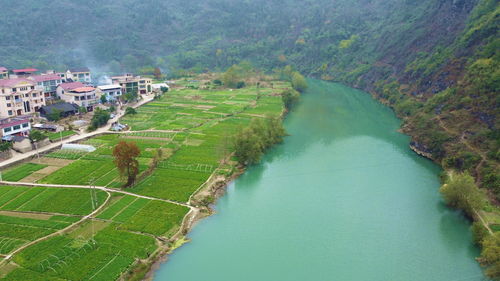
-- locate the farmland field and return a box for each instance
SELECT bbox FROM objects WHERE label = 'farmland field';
[0,76,288,280]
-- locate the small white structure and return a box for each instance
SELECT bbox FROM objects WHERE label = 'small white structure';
[152,83,169,92]
[97,85,123,102]
[61,143,96,152]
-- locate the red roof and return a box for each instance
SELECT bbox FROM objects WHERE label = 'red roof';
[59,82,85,90]
[0,78,35,88]
[71,86,95,93]
[12,68,38,73]
[0,117,30,129]
[30,74,62,83]
[0,67,7,72]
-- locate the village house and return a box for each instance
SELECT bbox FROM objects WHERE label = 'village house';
[0,116,31,139]
[0,78,45,118]
[56,82,97,111]
[112,74,152,95]
[39,102,79,119]
[66,67,91,83]
[0,67,8,79]
[29,73,64,101]
[97,84,123,102]
[11,68,39,78]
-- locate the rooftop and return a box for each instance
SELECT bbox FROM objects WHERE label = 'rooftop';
[12,68,38,73]
[98,84,122,90]
[0,78,35,88]
[30,74,63,83]
[40,102,79,115]
[0,116,30,129]
[71,86,95,93]
[59,82,86,91]
[68,67,90,73]
[0,67,7,72]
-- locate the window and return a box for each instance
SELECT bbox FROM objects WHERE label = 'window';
[22,123,28,128]
[33,93,37,97]
[7,110,12,116]
[25,94,29,97]
[6,103,11,107]
[31,86,34,90]
[13,125,21,130]
[5,96,9,100]
[4,127,11,133]
[12,88,16,92]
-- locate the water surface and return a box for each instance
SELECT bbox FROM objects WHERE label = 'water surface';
[155,80,485,281]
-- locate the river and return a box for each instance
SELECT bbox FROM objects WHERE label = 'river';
[154,80,485,280]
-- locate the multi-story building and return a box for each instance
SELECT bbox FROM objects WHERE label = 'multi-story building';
[29,74,64,100]
[0,116,31,138]
[0,67,8,79]
[56,82,97,111]
[111,74,152,95]
[0,78,45,118]
[66,67,91,83]
[97,85,123,102]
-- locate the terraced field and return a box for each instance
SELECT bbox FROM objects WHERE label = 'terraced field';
[0,77,288,280]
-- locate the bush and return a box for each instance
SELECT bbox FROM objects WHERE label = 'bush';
[125,107,137,115]
[236,81,246,89]
[291,71,307,92]
[281,89,300,109]
[29,130,47,142]
[234,117,286,165]
[90,108,111,129]
[439,172,482,217]
[213,79,222,86]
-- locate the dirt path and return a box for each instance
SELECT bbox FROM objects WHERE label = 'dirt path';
[436,116,487,185]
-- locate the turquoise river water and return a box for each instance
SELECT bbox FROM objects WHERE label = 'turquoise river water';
[154,80,486,281]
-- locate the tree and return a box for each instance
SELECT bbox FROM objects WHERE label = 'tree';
[439,172,482,217]
[113,141,141,187]
[89,108,110,130]
[291,71,307,92]
[282,89,300,109]
[29,130,47,142]
[47,109,62,121]
[154,67,163,80]
[125,107,137,115]
[100,95,108,104]
[222,65,243,88]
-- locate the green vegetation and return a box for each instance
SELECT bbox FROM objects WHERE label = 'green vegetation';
[440,172,483,217]
[125,107,137,115]
[46,130,76,141]
[1,163,47,181]
[89,108,111,131]
[234,118,286,165]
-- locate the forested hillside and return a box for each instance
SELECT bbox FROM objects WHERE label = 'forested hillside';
[0,0,498,194]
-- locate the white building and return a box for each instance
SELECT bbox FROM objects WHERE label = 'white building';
[56,82,97,111]
[97,85,123,102]
[0,116,31,138]
[29,73,64,100]
[0,78,45,118]
[66,67,91,83]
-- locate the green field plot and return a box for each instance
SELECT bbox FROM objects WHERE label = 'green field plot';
[119,200,189,236]
[7,223,156,281]
[131,168,210,202]
[46,130,77,141]
[1,163,48,182]
[0,186,107,215]
[0,215,73,254]
[38,160,116,186]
